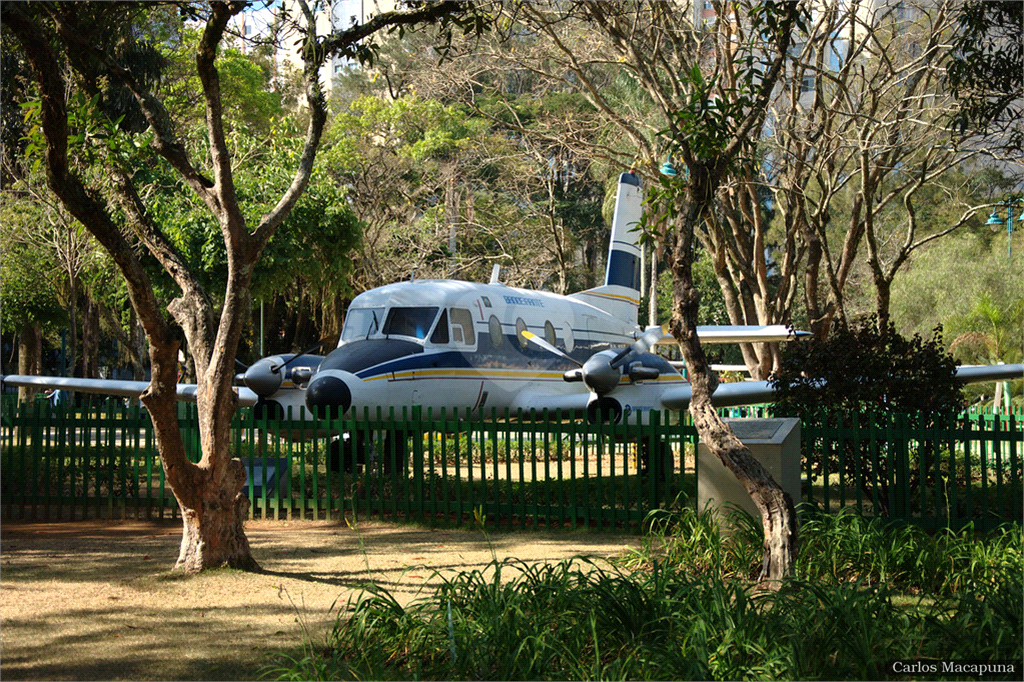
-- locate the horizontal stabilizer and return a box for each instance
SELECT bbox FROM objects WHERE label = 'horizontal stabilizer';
[693,326,808,344]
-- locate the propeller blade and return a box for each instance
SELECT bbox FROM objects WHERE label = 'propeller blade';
[274,339,327,373]
[520,331,582,367]
[610,326,666,369]
[235,358,249,371]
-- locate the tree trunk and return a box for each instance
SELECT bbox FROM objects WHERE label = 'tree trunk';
[668,185,798,585]
[175,464,258,572]
[17,322,42,403]
[81,297,99,378]
[873,273,892,332]
[67,273,78,379]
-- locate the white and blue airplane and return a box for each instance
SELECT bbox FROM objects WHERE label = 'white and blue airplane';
[4,172,1021,431]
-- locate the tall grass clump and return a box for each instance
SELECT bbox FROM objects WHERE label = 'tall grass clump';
[267,509,1021,681]
[267,557,1020,679]
[795,508,1022,596]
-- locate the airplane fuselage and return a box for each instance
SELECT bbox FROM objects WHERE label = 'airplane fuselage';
[271,278,682,423]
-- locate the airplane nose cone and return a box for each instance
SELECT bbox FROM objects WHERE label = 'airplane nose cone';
[305,374,351,419]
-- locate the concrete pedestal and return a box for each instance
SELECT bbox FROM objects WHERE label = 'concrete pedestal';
[697,418,801,523]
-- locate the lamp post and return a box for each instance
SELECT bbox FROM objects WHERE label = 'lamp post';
[985,197,1023,261]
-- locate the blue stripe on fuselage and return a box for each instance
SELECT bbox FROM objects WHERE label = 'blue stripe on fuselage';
[351,339,616,380]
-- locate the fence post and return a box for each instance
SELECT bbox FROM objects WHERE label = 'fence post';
[412,405,425,524]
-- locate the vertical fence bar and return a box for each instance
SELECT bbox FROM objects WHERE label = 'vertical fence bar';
[837,416,847,511]
[29,400,43,520]
[851,412,863,515]
[18,402,30,520]
[487,408,499,528]
[1,402,11,520]
[40,403,52,522]
[1009,415,1020,524]
[822,418,831,515]
[517,409,527,528]
[555,409,565,529]
[454,407,464,526]
[55,403,68,521]
[530,409,540,528]
[979,413,990,524]
[440,407,450,525]
[425,408,435,526]
[944,414,957,528]
[647,413,660,515]
[504,409,514,530]
[542,409,552,528]
[962,415,973,523]
[413,406,425,524]
[477,407,488,525]
[917,414,927,522]
[994,413,1005,522]
[932,414,944,526]
[581,417,591,529]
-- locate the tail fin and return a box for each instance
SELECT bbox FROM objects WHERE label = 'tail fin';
[569,172,642,323]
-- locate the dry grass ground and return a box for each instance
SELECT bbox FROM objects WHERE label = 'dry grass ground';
[0,519,635,681]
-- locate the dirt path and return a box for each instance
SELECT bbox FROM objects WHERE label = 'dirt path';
[0,519,637,681]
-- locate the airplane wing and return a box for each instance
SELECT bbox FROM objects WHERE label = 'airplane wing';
[659,381,775,411]
[954,364,1023,383]
[659,363,1024,411]
[1,374,259,408]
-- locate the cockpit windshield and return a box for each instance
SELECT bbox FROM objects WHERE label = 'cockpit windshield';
[383,307,439,340]
[341,307,385,343]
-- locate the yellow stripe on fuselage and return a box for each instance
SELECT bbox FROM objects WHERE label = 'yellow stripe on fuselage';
[362,368,685,384]
[579,291,641,305]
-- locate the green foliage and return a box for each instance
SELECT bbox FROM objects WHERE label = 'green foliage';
[946,1,1023,152]
[158,26,284,135]
[0,198,66,334]
[266,513,1022,681]
[770,317,964,422]
[319,93,608,291]
[140,116,361,303]
[656,251,730,326]
[771,321,966,509]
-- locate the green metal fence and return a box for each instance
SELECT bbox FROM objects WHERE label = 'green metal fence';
[0,399,696,529]
[2,397,1020,530]
[802,411,1022,530]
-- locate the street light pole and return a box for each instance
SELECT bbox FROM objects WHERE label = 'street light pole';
[985,197,1022,261]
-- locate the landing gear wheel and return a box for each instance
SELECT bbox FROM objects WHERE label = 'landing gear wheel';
[638,435,672,480]
[378,429,408,474]
[328,431,370,473]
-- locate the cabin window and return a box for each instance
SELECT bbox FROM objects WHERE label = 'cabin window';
[341,307,385,342]
[488,315,503,349]
[430,310,450,344]
[564,323,575,352]
[515,318,529,349]
[451,308,475,346]
[383,307,439,340]
[544,321,557,347]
